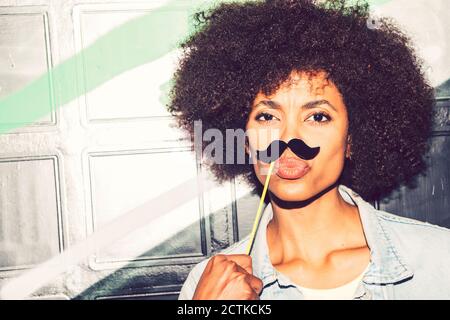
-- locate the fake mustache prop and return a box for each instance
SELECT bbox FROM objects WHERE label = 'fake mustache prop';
[255,138,320,163]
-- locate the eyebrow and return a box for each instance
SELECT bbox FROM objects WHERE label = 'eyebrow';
[253,99,338,112]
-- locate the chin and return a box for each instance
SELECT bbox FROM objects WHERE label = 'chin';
[267,177,315,202]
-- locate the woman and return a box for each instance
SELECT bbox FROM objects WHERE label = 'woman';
[168,0,450,299]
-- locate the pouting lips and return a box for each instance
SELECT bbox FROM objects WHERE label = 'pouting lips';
[275,157,311,180]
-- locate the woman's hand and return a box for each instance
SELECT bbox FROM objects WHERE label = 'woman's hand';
[192,254,264,300]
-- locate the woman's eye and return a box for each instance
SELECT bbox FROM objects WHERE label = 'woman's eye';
[255,112,277,122]
[306,112,331,124]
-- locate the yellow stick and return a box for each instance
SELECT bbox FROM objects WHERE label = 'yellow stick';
[246,161,275,255]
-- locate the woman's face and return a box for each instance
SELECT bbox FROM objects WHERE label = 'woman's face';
[245,70,351,201]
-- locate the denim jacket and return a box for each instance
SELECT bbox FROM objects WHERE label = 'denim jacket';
[178,184,450,299]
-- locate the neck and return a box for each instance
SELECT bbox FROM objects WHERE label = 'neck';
[267,184,365,265]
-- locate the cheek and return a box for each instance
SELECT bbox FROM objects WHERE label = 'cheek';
[311,137,347,178]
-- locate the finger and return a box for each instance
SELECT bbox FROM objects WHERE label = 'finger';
[233,263,250,276]
[241,282,260,300]
[225,254,253,274]
[231,266,263,296]
[245,273,264,295]
[205,254,224,273]
[208,254,231,273]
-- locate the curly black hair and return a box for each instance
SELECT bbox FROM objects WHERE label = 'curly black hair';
[167,0,435,202]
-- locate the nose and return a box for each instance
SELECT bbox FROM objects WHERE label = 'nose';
[279,111,304,146]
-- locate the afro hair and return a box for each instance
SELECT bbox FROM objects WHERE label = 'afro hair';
[167,0,435,202]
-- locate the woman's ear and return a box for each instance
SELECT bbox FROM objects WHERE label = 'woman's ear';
[345,134,352,159]
[245,137,253,163]
[245,136,250,155]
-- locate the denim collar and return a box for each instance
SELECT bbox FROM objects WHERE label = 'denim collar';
[249,184,414,289]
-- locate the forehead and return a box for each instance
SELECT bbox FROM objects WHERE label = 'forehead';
[252,70,344,109]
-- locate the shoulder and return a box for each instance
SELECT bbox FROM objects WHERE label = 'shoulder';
[374,209,450,268]
[375,209,450,243]
[178,236,251,300]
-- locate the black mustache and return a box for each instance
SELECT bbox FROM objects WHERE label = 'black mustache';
[255,139,320,163]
